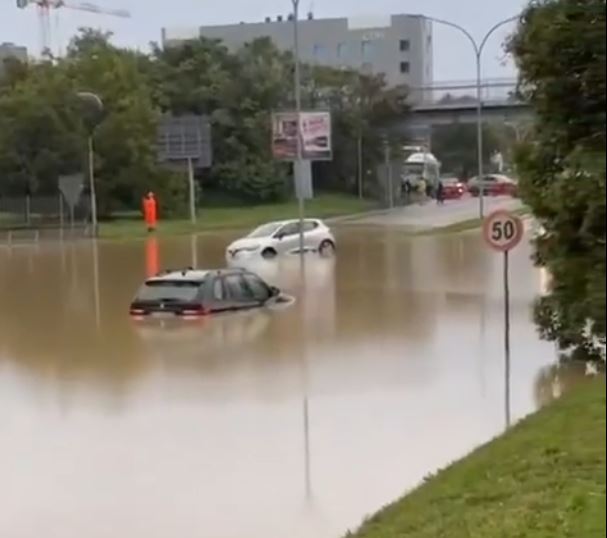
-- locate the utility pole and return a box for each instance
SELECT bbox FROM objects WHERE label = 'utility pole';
[291,0,305,260]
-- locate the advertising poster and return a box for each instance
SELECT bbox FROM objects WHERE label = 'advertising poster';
[272,111,332,161]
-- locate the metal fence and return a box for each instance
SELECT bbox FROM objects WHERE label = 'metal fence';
[0,194,92,244]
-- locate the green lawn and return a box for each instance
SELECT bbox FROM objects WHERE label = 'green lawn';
[418,207,532,236]
[346,378,606,538]
[99,194,376,239]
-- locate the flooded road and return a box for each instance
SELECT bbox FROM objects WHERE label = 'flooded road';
[0,227,554,538]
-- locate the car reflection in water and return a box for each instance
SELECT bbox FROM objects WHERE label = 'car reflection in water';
[227,253,337,340]
[134,308,275,370]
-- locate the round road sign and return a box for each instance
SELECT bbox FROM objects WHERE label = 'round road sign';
[483,210,524,252]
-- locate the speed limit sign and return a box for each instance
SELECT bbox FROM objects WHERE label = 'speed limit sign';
[483,209,524,430]
[483,210,524,252]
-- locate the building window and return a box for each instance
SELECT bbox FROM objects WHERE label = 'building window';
[361,40,373,60]
[400,61,410,74]
[313,44,327,60]
[337,42,347,59]
[399,39,410,52]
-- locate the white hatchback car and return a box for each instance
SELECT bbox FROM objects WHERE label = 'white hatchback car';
[226,219,336,260]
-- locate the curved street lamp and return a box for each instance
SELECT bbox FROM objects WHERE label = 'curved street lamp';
[76,91,104,236]
[422,15,519,218]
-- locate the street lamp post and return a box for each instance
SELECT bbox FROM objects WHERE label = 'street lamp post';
[76,91,104,235]
[422,15,519,218]
[291,0,305,258]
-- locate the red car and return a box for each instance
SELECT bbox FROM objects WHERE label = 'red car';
[468,174,518,197]
[440,177,467,199]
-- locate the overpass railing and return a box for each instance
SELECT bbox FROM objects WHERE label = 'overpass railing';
[409,78,521,107]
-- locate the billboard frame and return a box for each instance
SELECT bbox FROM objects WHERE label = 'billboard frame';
[271,110,333,162]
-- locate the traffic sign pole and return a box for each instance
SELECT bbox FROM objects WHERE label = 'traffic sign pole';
[187,157,196,224]
[504,249,511,429]
[483,209,524,430]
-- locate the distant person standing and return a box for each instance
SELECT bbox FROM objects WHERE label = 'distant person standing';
[436,181,445,205]
[143,192,158,232]
[403,179,412,205]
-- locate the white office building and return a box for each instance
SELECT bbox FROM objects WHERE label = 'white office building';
[163,13,433,93]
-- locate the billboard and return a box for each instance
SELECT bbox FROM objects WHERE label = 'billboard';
[272,111,332,161]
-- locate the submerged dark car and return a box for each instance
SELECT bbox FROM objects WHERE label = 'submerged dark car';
[129,268,283,319]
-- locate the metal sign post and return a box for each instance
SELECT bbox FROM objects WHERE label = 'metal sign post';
[58,174,84,231]
[187,157,196,224]
[483,209,524,429]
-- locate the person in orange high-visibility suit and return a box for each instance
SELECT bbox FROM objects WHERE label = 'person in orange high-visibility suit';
[143,192,157,232]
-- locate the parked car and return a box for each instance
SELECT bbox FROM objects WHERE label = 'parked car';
[468,174,518,197]
[226,219,336,260]
[129,268,284,318]
[440,177,467,199]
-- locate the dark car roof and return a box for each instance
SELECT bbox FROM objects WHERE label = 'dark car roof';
[146,268,247,284]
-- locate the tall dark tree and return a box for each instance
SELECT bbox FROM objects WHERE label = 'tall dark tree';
[508,0,606,361]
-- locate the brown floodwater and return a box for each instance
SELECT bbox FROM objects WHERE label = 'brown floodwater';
[0,227,555,538]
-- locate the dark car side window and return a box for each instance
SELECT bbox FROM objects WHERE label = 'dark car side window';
[224,275,255,302]
[303,221,318,232]
[276,222,300,237]
[243,274,271,302]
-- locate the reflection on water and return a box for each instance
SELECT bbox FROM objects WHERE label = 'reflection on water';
[0,228,554,538]
[533,361,599,408]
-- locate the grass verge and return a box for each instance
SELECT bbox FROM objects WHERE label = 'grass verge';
[99,194,376,240]
[417,207,531,236]
[345,378,606,538]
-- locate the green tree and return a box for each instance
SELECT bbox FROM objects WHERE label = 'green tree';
[508,0,606,361]
[1,31,411,211]
[431,123,510,179]
[66,30,186,215]
[0,61,82,196]
[0,30,185,215]
[152,37,291,202]
[306,67,408,194]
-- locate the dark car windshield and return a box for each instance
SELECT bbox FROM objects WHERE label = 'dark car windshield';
[135,280,202,302]
[247,223,282,238]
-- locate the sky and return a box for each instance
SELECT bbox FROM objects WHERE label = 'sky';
[0,0,527,81]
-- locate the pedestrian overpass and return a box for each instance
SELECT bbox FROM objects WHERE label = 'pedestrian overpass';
[402,78,532,133]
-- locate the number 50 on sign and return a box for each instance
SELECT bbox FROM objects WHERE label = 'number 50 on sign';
[483,210,524,252]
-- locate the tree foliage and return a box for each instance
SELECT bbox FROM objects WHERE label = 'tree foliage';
[431,123,512,179]
[0,31,408,213]
[508,0,606,361]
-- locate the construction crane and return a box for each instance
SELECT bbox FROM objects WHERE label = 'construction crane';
[16,0,131,57]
